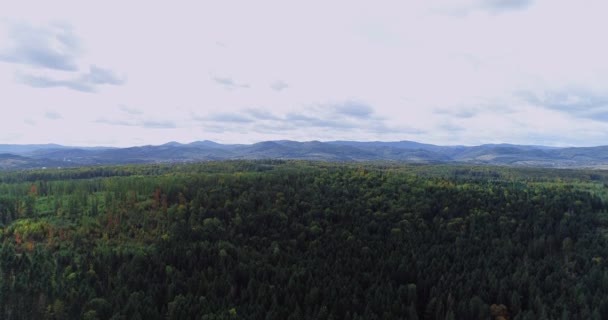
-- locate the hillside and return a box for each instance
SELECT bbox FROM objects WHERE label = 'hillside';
[1,161,608,319]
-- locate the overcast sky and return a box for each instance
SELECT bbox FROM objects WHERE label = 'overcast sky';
[1,0,607,147]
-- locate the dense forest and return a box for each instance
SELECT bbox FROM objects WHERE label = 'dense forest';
[1,160,608,319]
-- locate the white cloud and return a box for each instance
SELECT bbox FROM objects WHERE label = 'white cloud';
[0,0,607,146]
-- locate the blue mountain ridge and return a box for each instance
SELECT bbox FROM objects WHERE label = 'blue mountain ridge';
[0,140,606,170]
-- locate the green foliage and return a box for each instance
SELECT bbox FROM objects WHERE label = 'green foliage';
[0,160,608,319]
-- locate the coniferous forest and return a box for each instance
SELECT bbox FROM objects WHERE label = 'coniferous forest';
[2,160,608,319]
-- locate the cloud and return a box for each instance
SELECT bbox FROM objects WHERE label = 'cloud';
[95,118,133,126]
[252,123,298,133]
[331,101,374,118]
[1,22,125,93]
[17,65,126,93]
[243,108,280,120]
[521,89,608,122]
[483,0,534,11]
[82,65,125,85]
[212,76,250,89]
[439,122,466,132]
[433,102,516,120]
[142,120,176,129]
[189,100,428,140]
[521,89,608,112]
[434,107,479,118]
[286,113,359,129]
[284,113,313,122]
[119,105,143,115]
[249,111,422,136]
[437,0,534,16]
[0,21,81,71]
[270,80,289,91]
[44,111,62,120]
[197,101,407,135]
[95,118,176,129]
[213,77,236,86]
[18,73,94,92]
[372,124,425,135]
[204,113,254,123]
[281,101,423,135]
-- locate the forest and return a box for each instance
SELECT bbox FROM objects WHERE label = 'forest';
[1,160,608,319]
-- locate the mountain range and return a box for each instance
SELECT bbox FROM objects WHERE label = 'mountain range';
[1,140,608,170]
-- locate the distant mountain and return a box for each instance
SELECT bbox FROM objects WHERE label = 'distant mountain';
[187,140,240,149]
[0,144,115,155]
[0,144,69,155]
[161,141,184,147]
[327,140,445,151]
[0,153,67,171]
[2,140,608,170]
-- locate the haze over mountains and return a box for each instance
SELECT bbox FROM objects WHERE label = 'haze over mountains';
[2,140,608,170]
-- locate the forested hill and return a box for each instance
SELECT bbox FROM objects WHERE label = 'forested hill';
[2,161,608,319]
[2,140,608,170]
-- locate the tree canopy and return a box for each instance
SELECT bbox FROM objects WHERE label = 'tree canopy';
[1,160,607,319]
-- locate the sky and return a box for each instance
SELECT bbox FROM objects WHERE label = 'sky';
[1,0,607,147]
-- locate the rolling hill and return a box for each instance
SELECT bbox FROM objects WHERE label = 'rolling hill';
[1,140,608,170]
